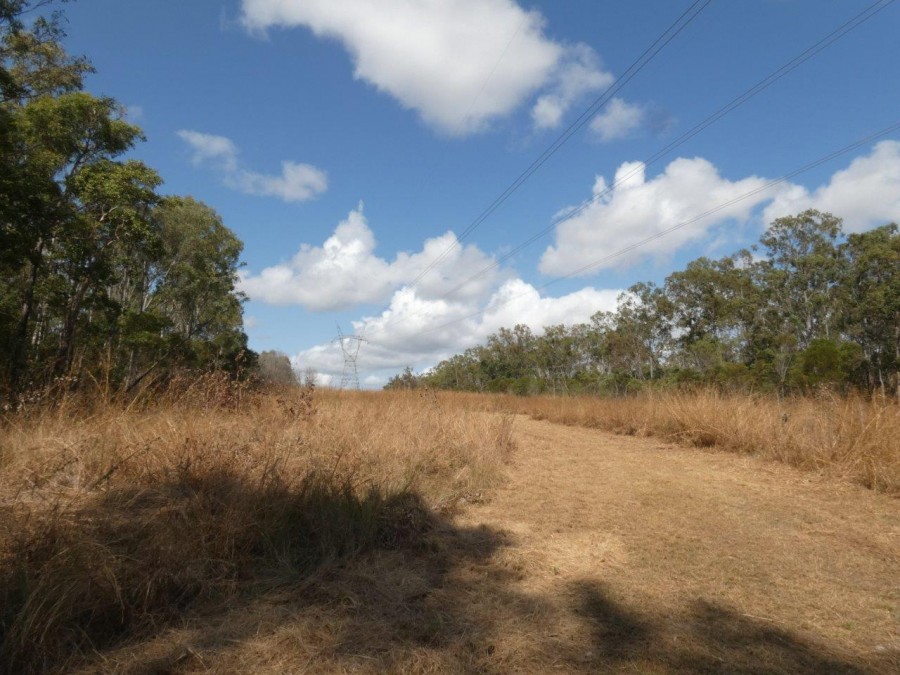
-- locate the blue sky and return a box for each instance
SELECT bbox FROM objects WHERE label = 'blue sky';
[61,0,900,386]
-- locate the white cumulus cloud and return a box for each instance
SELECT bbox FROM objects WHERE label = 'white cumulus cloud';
[178,129,327,203]
[590,97,646,142]
[540,157,778,276]
[541,142,900,277]
[177,130,239,171]
[477,280,622,338]
[290,279,623,380]
[229,161,328,203]
[241,0,617,135]
[531,44,614,130]
[763,140,900,232]
[238,204,507,311]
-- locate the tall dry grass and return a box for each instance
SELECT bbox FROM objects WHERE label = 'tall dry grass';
[467,390,899,495]
[0,384,514,673]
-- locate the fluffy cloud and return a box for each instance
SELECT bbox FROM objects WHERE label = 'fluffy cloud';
[590,97,646,142]
[238,204,507,310]
[540,157,778,276]
[535,136,900,295]
[241,0,615,135]
[177,129,327,203]
[290,279,622,380]
[256,207,624,379]
[229,161,328,203]
[763,140,900,232]
[478,280,622,338]
[531,45,614,130]
[541,142,900,277]
[284,142,900,385]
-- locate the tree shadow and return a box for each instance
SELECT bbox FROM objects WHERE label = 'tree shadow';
[564,580,895,674]
[1,465,520,674]
[95,516,530,674]
[89,547,896,675]
[3,470,896,674]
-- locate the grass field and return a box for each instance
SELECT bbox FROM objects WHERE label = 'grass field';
[0,384,897,673]
[0,384,513,673]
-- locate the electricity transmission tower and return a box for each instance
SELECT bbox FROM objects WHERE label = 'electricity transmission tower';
[333,325,367,390]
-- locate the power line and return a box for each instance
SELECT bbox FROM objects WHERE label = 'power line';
[413,0,897,311]
[407,0,715,287]
[407,120,900,339]
[351,2,898,372]
[460,13,529,132]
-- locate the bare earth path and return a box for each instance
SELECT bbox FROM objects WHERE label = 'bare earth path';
[92,415,899,673]
[443,416,900,673]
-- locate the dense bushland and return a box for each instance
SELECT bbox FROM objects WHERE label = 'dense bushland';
[391,211,899,398]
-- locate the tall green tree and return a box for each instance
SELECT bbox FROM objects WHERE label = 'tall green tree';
[150,197,245,343]
[757,210,843,347]
[839,223,899,395]
[1,2,253,399]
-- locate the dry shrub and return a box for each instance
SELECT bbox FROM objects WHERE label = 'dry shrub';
[0,386,514,673]
[462,390,899,495]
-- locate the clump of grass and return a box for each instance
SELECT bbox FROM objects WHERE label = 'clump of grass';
[468,390,899,495]
[0,384,514,673]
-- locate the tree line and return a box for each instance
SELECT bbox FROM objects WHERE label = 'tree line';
[1,1,254,402]
[388,210,899,397]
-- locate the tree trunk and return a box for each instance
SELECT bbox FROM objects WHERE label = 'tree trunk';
[8,239,43,394]
[52,276,91,380]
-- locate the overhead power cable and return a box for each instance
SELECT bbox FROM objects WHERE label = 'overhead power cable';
[407,0,715,287]
[407,119,900,339]
[378,0,896,334]
[427,0,898,304]
[410,13,529,200]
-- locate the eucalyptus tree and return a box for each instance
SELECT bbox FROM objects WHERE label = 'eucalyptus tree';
[838,223,899,395]
[1,2,253,398]
[757,210,844,347]
[402,210,897,397]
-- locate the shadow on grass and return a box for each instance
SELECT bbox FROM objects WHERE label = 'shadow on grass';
[2,470,895,674]
[0,464,490,674]
[565,580,893,674]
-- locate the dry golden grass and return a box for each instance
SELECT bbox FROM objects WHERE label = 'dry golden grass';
[454,390,900,495]
[1,384,897,673]
[58,391,894,674]
[0,384,514,673]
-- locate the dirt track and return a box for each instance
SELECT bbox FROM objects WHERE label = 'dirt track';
[444,416,900,673]
[87,415,900,673]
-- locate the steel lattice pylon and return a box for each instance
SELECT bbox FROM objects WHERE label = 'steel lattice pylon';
[333,325,367,389]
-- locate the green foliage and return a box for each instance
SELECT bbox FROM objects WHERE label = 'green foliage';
[839,224,899,393]
[150,196,246,342]
[790,339,862,391]
[0,2,253,401]
[407,210,898,398]
[1,1,90,103]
